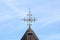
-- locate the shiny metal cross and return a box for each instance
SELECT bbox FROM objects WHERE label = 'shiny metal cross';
[21,8,37,27]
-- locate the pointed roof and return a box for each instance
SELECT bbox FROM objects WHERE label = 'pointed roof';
[26,26,33,33]
[21,27,39,40]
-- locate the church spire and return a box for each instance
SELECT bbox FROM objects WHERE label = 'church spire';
[21,8,39,40]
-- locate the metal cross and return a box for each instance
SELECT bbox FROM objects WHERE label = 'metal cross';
[21,8,37,27]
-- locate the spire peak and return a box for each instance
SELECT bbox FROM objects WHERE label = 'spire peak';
[29,8,31,13]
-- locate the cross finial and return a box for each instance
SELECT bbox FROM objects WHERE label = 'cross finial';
[21,8,37,28]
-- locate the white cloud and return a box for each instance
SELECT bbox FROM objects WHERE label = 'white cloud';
[42,15,60,25]
[0,14,13,22]
[45,33,60,40]
[37,14,60,29]
[0,0,29,22]
[2,0,27,18]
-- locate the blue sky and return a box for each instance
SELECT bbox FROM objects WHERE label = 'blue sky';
[0,0,60,40]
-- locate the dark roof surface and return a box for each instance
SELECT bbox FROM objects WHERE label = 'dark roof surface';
[21,27,39,40]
